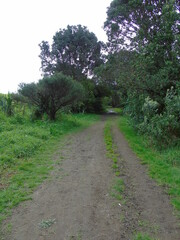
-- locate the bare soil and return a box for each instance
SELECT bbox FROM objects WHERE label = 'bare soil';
[3,117,180,240]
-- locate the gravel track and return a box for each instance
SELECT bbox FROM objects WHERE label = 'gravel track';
[3,117,180,240]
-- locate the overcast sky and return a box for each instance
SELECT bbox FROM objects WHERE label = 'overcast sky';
[0,0,112,93]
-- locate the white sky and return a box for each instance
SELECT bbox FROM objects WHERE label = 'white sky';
[0,0,112,93]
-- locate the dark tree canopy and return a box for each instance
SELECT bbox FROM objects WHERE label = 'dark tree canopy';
[39,25,104,81]
[95,50,136,107]
[104,0,180,51]
[95,50,135,89]
[19,73,84,120]
[99,0,180,143]
[103,1,180,98]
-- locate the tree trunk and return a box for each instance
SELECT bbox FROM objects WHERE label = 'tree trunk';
[49,110,56,121]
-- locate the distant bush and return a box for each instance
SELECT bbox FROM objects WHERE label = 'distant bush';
[71,81,109,114]
[19,73,85,120]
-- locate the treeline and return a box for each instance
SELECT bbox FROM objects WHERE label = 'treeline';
[14,25,110,121]
[96,0,180,146]
[3,1,180,145]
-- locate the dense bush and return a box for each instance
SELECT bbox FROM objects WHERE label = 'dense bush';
[136,86,180,145]
[124,93,146,124]
[99,0,180,145]
[0,93,13,116]
[19,73,85,120]
[71,81,109,114]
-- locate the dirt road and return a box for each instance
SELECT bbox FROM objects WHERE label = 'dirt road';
[4,117,180,239]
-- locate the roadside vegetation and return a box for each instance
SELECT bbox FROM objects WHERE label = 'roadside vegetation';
[119,116,180,216]
[0,0,179,236]
[0,105,99,224]
[99,0,180,217]
[104,120,159,239]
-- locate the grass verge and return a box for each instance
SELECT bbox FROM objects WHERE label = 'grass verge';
[0,113,99,225]
[118,116,180,216]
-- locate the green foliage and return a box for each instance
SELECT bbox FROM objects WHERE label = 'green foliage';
[0,93,13,116]
[104,123,119,169]
[73,81,109,114]
[104,122,125,201]
[124,93,145,124]
[137,86,180,145]
[39,25,103,80]
[119,116,180,214]
[0,111,99,224]
[102,1,180,144]
[111,178,124,201]
[5,94,13,116]
[104,0,179,51]
[39,25,110,115]
[111,108,123,115]
[104,122,114,156]
[133,233,155,240]
[38,219,56,229]
[92,84,110,113]
[19,72,85,120]
[95,50,136,107]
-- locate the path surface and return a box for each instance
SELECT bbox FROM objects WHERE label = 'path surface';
[4,117,180,239]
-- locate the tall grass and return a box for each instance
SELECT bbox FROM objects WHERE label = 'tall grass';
[0,111,99,224]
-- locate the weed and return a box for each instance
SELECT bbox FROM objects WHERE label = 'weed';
[138,220,159,235]
[111,178,124,200]
[138,220,149,228]
[133,232,157,240]
[69,231,82,240]
[112,163,118,169]
[112,157,118,163]
[38,218,56,229]
[77,231,82,240]
[119,214,125,222]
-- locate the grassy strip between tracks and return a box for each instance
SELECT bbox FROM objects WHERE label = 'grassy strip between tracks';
[105,120,156,240]
[104,122,124,201]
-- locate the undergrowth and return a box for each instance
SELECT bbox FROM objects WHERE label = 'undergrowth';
[118,116,180,216]
[0,112,99,225]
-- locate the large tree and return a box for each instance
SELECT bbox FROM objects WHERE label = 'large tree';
[95,50,136,106]
[102,0,180,141]
[104,0,180,51]
[104,0,180,100]
[39,25,103,81]
[19,73,84,120]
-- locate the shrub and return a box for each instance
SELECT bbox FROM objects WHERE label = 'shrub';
[0,93,13,116]
[19,73,85,120]
[137,86,180,145]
